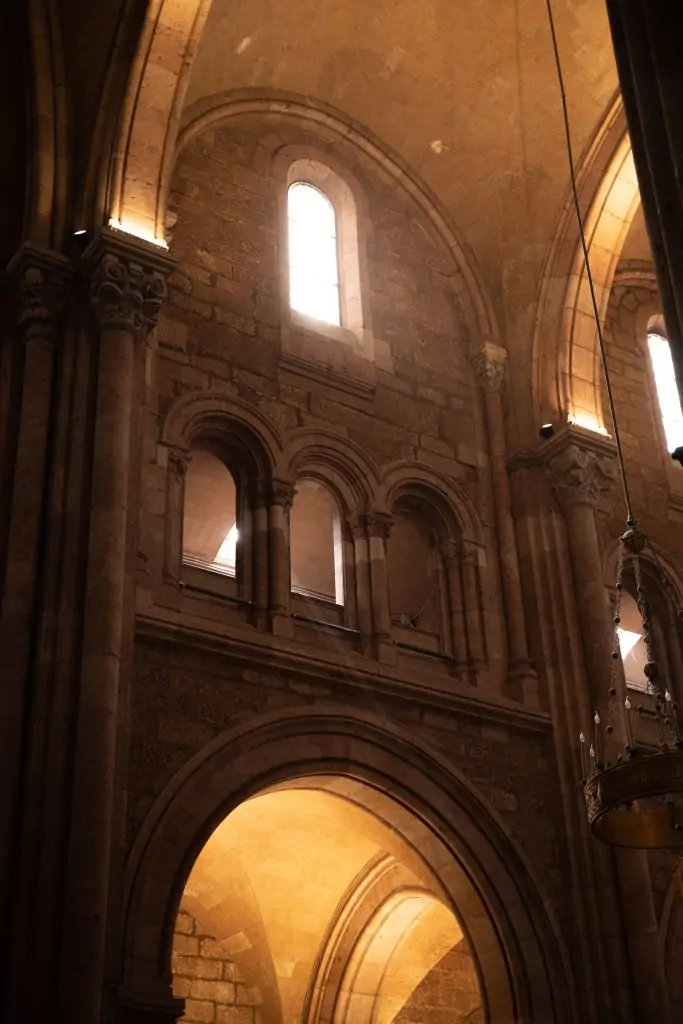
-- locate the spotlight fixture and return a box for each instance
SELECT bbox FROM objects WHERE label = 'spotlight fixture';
[539,423,555,440]
[672,446,683,467]
[74,229,87,236]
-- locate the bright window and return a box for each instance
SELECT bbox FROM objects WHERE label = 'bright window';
[182,450,238,576]
[288,182,340,327]
[647,332,683,452]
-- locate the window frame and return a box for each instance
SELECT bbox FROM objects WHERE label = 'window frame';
[278,156,369,351]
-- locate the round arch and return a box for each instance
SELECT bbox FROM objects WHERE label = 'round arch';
[533,95,642,435]
[119,708,574,1023]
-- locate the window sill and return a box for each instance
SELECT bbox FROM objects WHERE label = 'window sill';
[279,312,376,400]
[181,562,239,600]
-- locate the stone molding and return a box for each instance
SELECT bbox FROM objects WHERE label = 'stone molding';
[7,245,74,336]
[84,229,176,333]
[349,512,393,540]
[539,425,617,509]
[472,342,508,393]
[271,479,295,509]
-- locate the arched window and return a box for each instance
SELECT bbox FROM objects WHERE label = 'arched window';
[182,450,238,576]
[290,479,344,605]
[387,498,446,654]
[287,181,341,327]
[614,566,683,698]
[647,329,683,453]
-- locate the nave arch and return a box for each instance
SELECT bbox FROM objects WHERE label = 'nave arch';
[119,709,574,1022]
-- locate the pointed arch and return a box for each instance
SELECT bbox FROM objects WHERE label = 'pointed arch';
[533,95,643,435]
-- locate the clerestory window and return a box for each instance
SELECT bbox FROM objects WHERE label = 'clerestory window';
[647,331,683,454]
[287,181,341,327]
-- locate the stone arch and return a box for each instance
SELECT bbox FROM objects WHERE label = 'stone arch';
[119,708,574,1023]
[175,90,496,346]
[533,95,642,435]
[161,391,283,477]
[106,0,213,246]
[23,0,69,247]
[284,429,380,516]
[106,32,498,342]
[379,461,483,549]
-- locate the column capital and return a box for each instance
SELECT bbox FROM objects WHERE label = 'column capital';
[270,479,295,509]
[166,446,190,478]
[541,425,617,509]
[7,244,74,336]
[350,512,393,540]
[83,229,176,334]
[472,342,508,393]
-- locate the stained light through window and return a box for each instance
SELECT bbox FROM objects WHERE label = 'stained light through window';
[648,332,683,453]
[288,182,340,326]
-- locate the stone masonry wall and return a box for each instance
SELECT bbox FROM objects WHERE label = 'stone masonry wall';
[172,905,260,1024]
[130,636,565,921]
[393,941,483,1024]
[159,116,483,489]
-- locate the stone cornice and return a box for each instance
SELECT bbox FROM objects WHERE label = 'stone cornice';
[135,611,553,736]
[83,228,177,333]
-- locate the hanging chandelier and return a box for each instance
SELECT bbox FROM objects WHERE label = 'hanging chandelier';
[544,0,683,848]
[580,524,683,848]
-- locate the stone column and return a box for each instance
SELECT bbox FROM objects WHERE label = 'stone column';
[251,481,269,626]
[460,540,486,674]
[268,480,293,636]
[163,447,189,584]
[0,246,72,1000]
[366,514,396,663]
[473,343,536,703]
[605,0,683,399]
[58,231,174,1024]
[350,514,374,653]
[545,425,672,1024]
[443,544,469,676]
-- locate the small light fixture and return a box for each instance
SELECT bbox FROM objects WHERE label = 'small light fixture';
[74,229,87,236]
[539,423,555,440]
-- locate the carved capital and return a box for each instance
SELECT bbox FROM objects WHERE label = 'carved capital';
[7,245,73,339]
[270,480,295,509]
[84,230,175,334]
[167,447,189,479]
[472,342,507,393]
[366,513,393,540]
[546,441,617,509]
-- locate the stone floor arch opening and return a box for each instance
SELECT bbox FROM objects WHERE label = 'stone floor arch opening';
[170,778,484,1024]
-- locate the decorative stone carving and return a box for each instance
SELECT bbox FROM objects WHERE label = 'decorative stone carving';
[472,342,508,393]
[270,480,295,509]
[167,448,189,479]
[84,230,175,333]
[7,245,73,338]
[546,441,617,508]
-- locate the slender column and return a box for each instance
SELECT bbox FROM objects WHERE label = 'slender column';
[366,514,396,663]
[251,482,269,625]
[473,343,536,703]
[163,447,189,583]
[545,426,672,1024]
[0,247,72,1006]
[443,545,468,675]
[268,480,293,635]
[58,232,173,1023]
[350,515,373,652]
[460,540,486,672]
